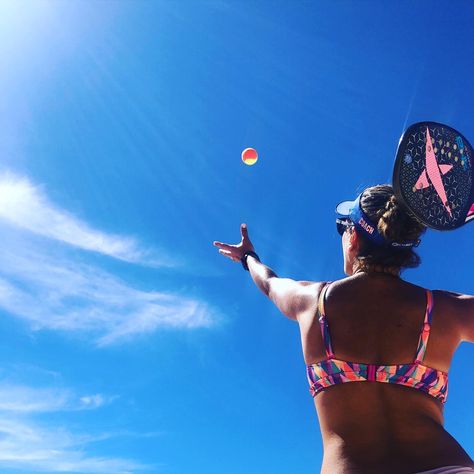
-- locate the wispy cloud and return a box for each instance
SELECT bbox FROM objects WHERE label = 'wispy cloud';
[0,240,214,344]
[0,172,217,344]
[0,172,169,266]
[79,394,110,410]
[0,382,149,473]
[0,383,70,413]
[0,383,114,413]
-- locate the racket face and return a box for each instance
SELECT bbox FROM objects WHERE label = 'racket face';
[393,121,474,230]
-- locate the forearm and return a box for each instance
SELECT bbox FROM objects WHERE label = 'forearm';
[246,255,278,296]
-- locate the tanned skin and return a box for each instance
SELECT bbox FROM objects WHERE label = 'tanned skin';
[213,224,474,474]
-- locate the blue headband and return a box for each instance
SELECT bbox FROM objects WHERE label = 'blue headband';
[335,194,420,248]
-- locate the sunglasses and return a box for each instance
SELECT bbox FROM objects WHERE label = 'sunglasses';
[336,218,353,236]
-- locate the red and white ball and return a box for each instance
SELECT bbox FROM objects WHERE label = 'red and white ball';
[241,147,258,166]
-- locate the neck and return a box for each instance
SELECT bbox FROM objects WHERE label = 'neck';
[353,263,401,277]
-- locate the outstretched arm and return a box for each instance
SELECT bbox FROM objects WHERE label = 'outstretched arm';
[213,224,314,321]
[213,223,276,296]
[246,254,278,297]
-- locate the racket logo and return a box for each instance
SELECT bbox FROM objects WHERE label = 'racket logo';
[468,203,474,220]
[414,127,454,218]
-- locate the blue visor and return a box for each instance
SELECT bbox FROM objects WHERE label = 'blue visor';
[335,194,420,248]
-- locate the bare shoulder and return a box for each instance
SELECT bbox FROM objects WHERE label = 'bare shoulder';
[432,288,474,307]
[267,278,325,322]
[433,289,474,343]
[293,280,327,323]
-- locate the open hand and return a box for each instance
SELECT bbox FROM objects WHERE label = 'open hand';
[213,223,255,263]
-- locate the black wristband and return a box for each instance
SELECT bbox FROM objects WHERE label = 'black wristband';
[241,251,260,271]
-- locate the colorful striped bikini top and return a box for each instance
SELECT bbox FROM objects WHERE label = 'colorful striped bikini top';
[306,283,448,403]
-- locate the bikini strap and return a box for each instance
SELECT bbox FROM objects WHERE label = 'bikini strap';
[318,282,335,359]
[414,289,434,364]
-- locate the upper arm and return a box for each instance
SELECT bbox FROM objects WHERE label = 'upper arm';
[438,290,474,343]
[267,277,322,322]
[454,293,474,343]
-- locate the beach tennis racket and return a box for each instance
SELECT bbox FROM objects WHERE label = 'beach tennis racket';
[393,121,474,230]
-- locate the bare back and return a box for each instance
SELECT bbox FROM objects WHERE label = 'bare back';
[297,273,474,474]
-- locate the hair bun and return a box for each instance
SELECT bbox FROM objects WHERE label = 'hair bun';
[358,184,426,271]
[386,195,397,210]
[375,191,422,242]
[379,196,402,240]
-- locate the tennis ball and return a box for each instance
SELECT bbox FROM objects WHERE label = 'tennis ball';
[242,148,258,166]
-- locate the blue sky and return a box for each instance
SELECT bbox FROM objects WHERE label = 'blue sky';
[0,1,472,473]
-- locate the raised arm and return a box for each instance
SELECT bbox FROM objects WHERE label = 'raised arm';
[213,224,317,321]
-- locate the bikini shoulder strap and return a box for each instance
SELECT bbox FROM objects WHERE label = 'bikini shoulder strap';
[414,289,434,364]
[318,282,335,359]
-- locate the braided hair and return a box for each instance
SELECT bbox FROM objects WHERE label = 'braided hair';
[355,185,426,272]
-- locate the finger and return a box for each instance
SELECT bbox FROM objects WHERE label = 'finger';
[213,241,235,250]
[218,249,239,262]
[218,249,233,257]
[240,223,249,239]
